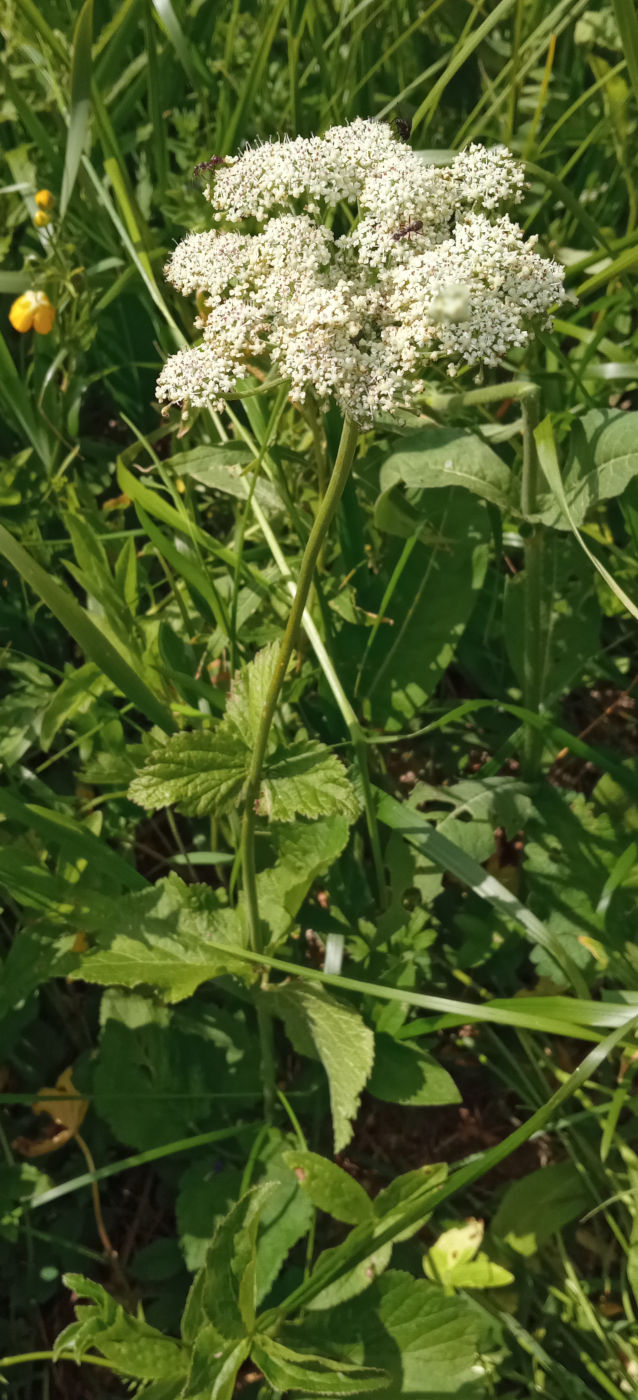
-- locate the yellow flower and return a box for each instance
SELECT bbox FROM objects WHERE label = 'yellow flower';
[35,188,54,209]
[34,209,51,228]
[9,290,56,335]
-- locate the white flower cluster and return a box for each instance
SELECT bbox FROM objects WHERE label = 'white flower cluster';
[157,119,564,426]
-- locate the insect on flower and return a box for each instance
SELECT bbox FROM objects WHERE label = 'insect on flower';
[391,219,424,240]
[193,155,226,179]
[393,116,412,142]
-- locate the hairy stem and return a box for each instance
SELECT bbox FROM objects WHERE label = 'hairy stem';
[520,390,545,779]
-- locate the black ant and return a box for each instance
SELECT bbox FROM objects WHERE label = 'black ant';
[192,155,225,179]
[391,219,423,241]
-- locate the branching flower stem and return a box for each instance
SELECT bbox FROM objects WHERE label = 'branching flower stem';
[240,415,361,957]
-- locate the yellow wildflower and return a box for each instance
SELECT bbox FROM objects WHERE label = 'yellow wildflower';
[34,209,51,228]
[9,290,56,335]
[35,189,54,209]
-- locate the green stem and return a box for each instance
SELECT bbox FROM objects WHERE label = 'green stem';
[520,390,545,779]
[240,415,360,951]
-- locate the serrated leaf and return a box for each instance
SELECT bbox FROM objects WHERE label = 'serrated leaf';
[260,741,360,822]
[282,1150,374,1225]
[256,817,350,940]
[182,1330,250,1400]
[201,1185,278,1339]
[224,643,281,747]
[379,426,513,509]
[128,730,248,817]
[57,1274,187,1380]
[251,1334,389,1395]
[255,1133,315,1301]
[72,875,249,1000]
[368,1035,460,1108]
[265,981,374,1152]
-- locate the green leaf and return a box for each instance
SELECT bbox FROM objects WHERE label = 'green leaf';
[39,661,110,751]
[224,643,281,747]
[282,1151,374,1226]
[93,992,259,1149]
[178,1164,242,1273]
[425,1221,513,1289]
[73,874,250,1000]
[285,1269,488,1397]
[173,444,282,513]
[201,1185,278,1339]
[361,489,490,726]
[182,1332,250,1400]
[255,1134,315,1301]
[60,0,93,218]
[256,817,350,941]
[504,534,600,706]
[535,415,638,623]
[260,740,360,822]
[251,1335,388,1395]
[57,1274,187,1380]
[379,426,513,509]
[409,775,533,866]
[536,410,638,529]
[372,1163,449,1244]
[0,523,175,733]
[368,1034,461,1107]
[128,730,248,818]
[490,1161,591,1256]
[266,981,374,1153]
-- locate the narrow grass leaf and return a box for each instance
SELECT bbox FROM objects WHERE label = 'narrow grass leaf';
[60,0,93,218]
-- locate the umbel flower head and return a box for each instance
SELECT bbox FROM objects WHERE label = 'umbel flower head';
[158,120,565,427]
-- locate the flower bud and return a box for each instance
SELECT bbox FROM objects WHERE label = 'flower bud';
[34,209,52,228]
[35,189,54,209]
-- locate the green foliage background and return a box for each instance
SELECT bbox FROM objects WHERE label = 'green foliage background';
[2,1,638,1397]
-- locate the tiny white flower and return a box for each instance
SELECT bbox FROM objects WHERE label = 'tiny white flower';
[157,120,566,427]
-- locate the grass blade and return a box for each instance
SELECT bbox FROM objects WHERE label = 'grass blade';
[60,0,93,218]
[0,523,176,733]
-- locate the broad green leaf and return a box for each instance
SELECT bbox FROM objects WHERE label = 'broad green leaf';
[282,1151,373,1226]
[536,410,638,529]
[256,817,350,941]
[251,1335,388,1395]
[93,992,259,1149]
[535,416,638,623]
[490,1161,590,1256]
[379,426,513,509]
[201,1185,278,1339]
[73,874,250,1000]
[368,1034,460,1107]
[408,776,533,867]
[260,740,360,822]
[60,0,93,218]
[266,981,374,1152]
[128,730,248,817]
[178,1165,242,1273]
[286,1269,488,1397]
[173,443,282,512]
[361,489,490,726]
[504,533,600,705]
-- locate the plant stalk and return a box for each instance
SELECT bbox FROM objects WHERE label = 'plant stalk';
[240,415,361,1118]
[520,390,545,779]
